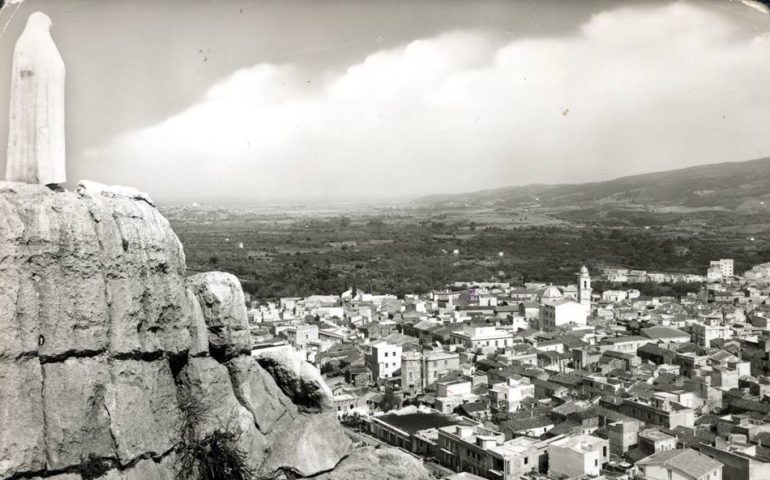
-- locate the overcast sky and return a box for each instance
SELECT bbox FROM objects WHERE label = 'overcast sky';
[0,0,769,204]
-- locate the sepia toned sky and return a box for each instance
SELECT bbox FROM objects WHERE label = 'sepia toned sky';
[0,0,769,203]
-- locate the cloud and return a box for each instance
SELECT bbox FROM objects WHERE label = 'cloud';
[86,2,770,202]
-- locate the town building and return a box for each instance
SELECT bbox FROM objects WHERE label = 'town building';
[637,448,724,480]
[488,376,535,413]
[547,434,609,479]
[540,299,587,332]
[365,340,402,380]
[449,326,514,353]
[401,349,461,393]
[619,394,695,429]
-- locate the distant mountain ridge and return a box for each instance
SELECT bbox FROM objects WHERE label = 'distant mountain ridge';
[416,157,770,210]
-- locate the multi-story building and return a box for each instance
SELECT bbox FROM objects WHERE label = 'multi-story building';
[540,299,587,332]
[619,394,695,429]
[370,406,463,451]
[692,317,732,348]
[607,420,641,457]
[437,424,506,478]
[282,323,319,347]
[435,379,478,414]
[437,424,555,479]
[710,259,734,278]
[365,340,402,380]
[401,349,461,393]
[488,376,535,413]
[449,326,514,353]
[600,335,653,354]
[547,434,609,479]
[634,428,678,458]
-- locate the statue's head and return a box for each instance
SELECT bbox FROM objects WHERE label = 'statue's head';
[26,12,53,34]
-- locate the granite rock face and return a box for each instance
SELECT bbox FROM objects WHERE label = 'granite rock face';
[187,271,251,359]
[255,347,336,413]
[0,181,190,362]
[0,182,405,480]
[0,358,45,478]
[314,447,433,480]
[227,355,297,434]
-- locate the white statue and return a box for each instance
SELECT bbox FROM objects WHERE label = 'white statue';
[5,12,66,189]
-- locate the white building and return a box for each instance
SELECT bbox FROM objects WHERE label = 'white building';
[636,448,723,480]
[715,259,734,278]
[708,259,734,281]
[548,434,609,479]
[489,376,535,413]
[449,326,514,352]
[602,290,628,302]
[692,316,732,348]
[540,299,588,332]
[365,341,402,380]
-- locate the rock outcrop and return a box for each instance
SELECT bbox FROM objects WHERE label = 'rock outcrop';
[314,447,432,480]
[186,272,251,359]
[254,347,335,413]
[0,181,424,480]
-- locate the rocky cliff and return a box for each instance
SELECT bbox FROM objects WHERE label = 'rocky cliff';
[0,181,431,480]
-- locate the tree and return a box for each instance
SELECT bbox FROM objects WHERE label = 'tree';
[378,385,401,412]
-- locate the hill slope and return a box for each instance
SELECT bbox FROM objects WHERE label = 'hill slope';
[417,157,770,211]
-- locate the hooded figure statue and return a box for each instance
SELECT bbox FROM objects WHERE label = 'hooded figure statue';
[5,12,66,187]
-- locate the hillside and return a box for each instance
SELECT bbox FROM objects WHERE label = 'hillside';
[417,157,770,211]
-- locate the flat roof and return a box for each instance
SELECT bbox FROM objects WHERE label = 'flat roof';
[375,411,461,435]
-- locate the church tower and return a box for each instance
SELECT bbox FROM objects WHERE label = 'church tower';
[577,265,592,310]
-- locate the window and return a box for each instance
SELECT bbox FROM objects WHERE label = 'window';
[595,459,598,467]
[603,446,607,457]
[524,457,529,465]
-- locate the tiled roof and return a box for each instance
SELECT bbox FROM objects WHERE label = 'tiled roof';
[637,449,723,478]
[641,326,689,340]
[502,415,554,432]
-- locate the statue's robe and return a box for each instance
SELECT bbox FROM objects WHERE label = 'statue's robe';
[5,12,66,185]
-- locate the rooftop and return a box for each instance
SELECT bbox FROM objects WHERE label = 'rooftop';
[641,326,690,340]
[374,409,461,435]
[550,434,606,453]
[637,449,723,478]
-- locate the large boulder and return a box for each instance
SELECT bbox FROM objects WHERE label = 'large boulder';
[186,288,210,357]
[0,182,191,361]
[227,355,297,434]
[313,446,432,480]
[175,357,268,472]
[104,359,183,465]
[255,347,335,413]
[260,413,352,478]
[43,357,116,470]
[0,358,45,478]
[186,272,251,359]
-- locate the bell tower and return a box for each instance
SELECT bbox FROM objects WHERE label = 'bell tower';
[577,265,591,310]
